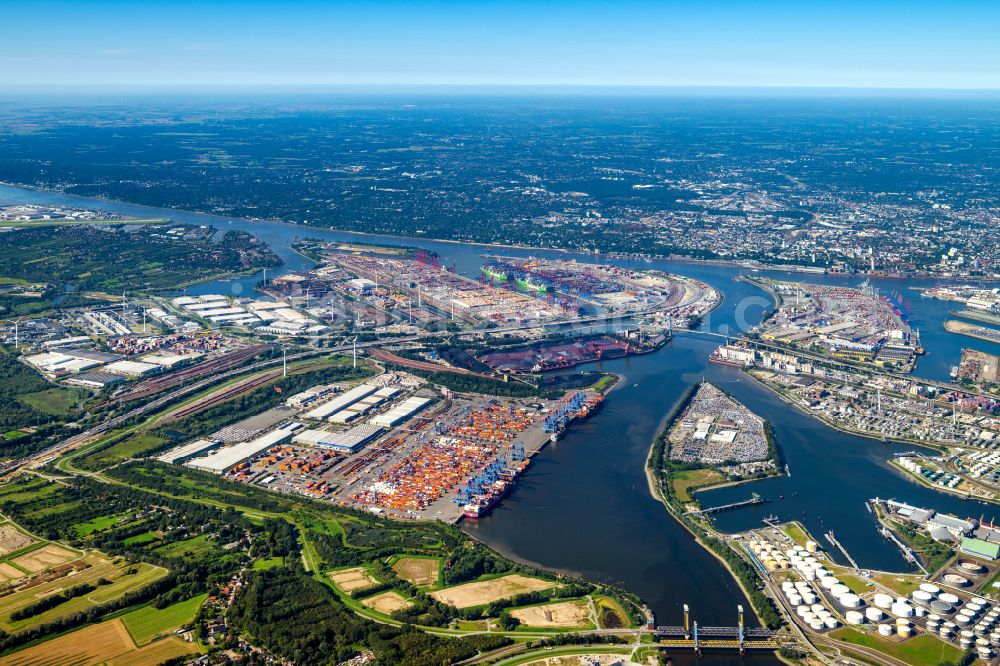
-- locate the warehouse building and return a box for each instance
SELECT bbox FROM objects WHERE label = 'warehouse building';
[303,383,379,420]
[371,396,432,427]
[293,424,385,453]
[187,423,301,473]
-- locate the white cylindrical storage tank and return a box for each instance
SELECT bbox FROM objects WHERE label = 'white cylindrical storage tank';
[804,568,816,581]
[802,592,817,605]
[824,617,839,629]
[809,619,824,631]
[841,593,862,608]
[797,605,810,617]
[814,567,828,578]
[978,647,994,659]
[912,590,933,605]
[915,606,927,617]
[802,611,817,623]
[878,624,893,637]
[785,548,797,558]
[788,593,802,606]
[891,602,914,617]
[960,637,974,649]
[806,539,818,553]
[940,592,960,605]
[845,610,865,625]
[973,597,988,606]
[919,583,940,596]
[873,593,893,609]
[865,608,884,622]
[956,615,972,627]
[820,576,838,590]
[811,604,825,613]
[940,626,954,637]
[830,583,850,598]
[782,581,795,592]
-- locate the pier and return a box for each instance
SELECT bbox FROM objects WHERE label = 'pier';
[653,604,779,654]
[824,530,861,571]
[688,492,767,516]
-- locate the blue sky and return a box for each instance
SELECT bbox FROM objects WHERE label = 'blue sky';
[3,0,999,89]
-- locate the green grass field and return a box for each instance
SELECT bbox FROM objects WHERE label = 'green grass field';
[152,534,214,558]
[73,513,124,537]
[253,556,285,571]
[671,467,725,502]
[17,387,85,417]
[830,628,963,666]
[123,531,161,546]
[122,593,207,645]
[782,522,808,547]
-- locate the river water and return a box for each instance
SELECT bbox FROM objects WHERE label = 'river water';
[4,183,1000,664]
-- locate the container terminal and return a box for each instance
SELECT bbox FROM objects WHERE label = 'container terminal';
[156,372,604,523]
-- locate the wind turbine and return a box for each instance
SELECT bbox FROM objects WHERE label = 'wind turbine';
[13,317,24,350]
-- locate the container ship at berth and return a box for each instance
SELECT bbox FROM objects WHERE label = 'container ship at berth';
[462,458,530,519]
[543,391,605,441]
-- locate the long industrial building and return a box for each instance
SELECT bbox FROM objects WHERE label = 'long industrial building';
[188,423,301,473]
[371,396,432,427]
[293,424,385,453]
[303,383,379,420]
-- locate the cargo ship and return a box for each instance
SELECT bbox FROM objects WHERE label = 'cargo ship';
[463,459,530,519]
[709,346,754,368]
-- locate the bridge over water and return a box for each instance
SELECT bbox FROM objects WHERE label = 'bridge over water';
[652,604,780,653]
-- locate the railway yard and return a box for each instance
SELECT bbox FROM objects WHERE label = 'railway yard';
[752,277,922,371]
[156,371,604,523]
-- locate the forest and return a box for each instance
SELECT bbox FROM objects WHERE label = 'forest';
[0,225,281,294]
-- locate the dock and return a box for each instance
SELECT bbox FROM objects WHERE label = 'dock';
[689,492,767,516]
[824,530,861,571]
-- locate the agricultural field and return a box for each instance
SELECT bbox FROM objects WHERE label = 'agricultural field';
[510,599,592,629]
[10,543,78,573]
[0,617,198,666]
[328,566,378,593]
[360,591,412,614]
[121,593,207,645]
[430,574,558,609]
[0,524,34,555]
[0,550,167,633]
[392,555,440,587]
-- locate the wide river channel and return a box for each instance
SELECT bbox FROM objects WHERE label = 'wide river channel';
[4,183,1000,665]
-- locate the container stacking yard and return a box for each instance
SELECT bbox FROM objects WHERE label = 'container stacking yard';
[156,371,603,522]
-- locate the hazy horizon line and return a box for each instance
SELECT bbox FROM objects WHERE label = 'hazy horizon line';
[3,83,1000,99]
